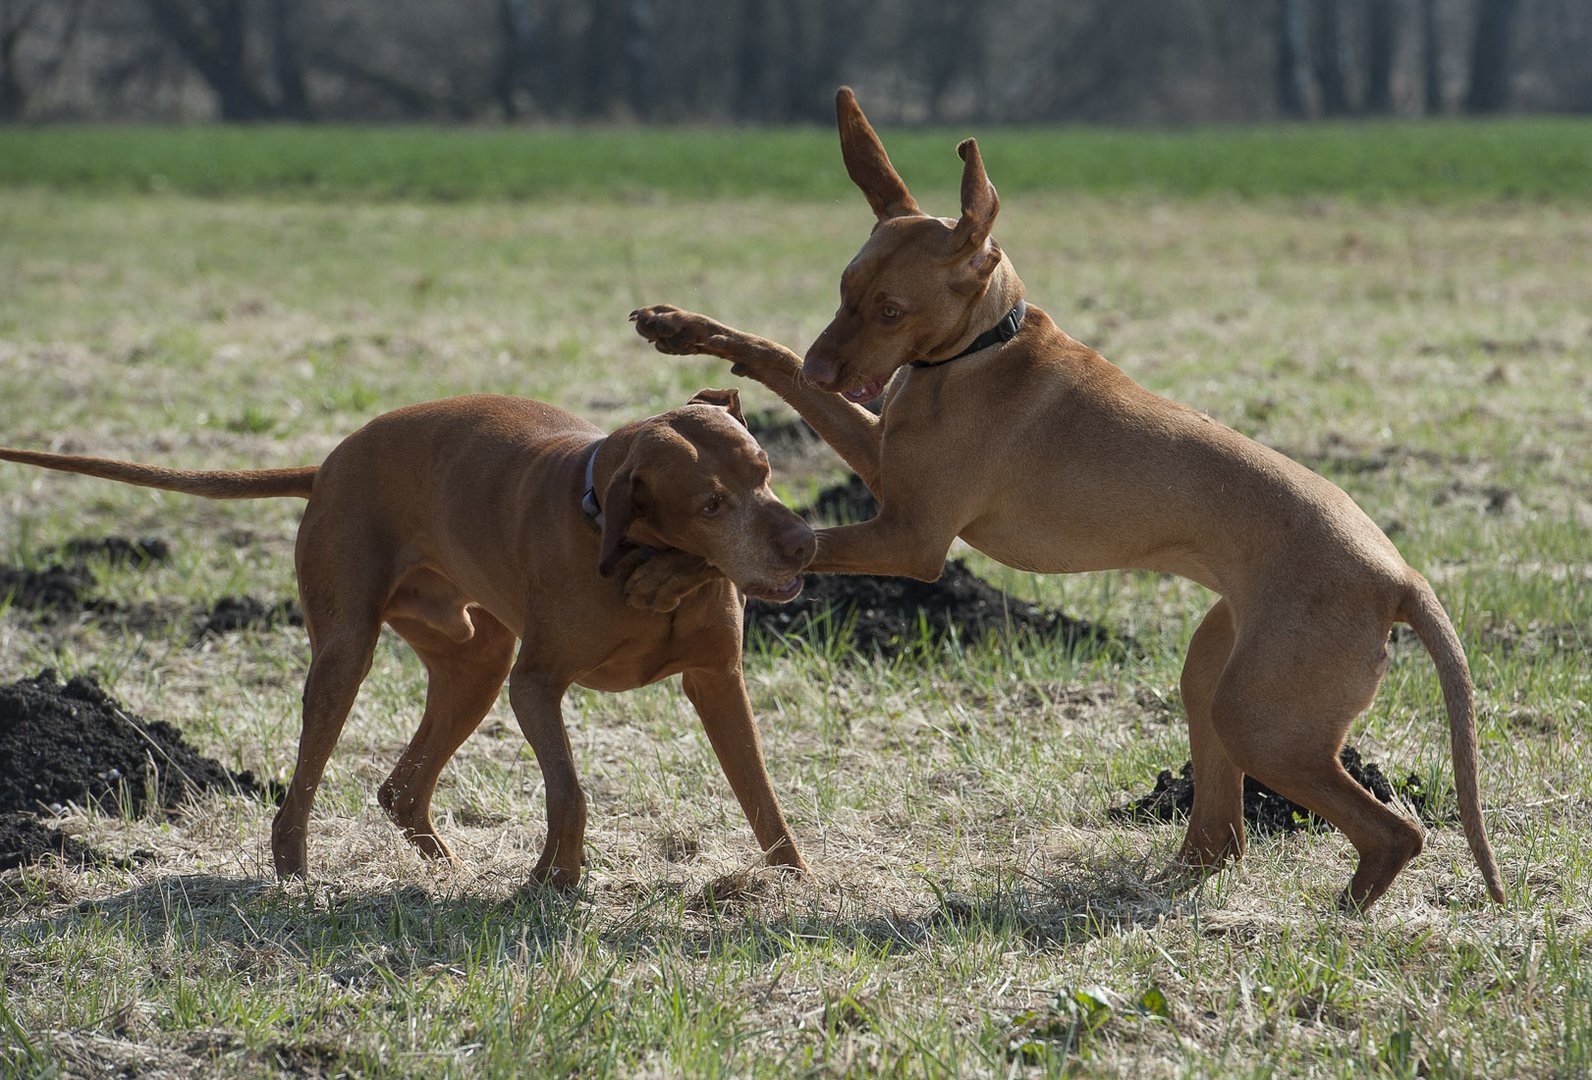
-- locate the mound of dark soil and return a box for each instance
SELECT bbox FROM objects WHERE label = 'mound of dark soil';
[802,474,879,525]
[745,558,1130,658]
[0,562,99,615]
[1110,746,1444,835]
[0,533,168,621]
[50,536,171,568]
[0,814,102,871]
[743,409,822,459]
[193,596,303,639]
[0,669,271,870]
[1,534,299,642]
[744,401,880,465]
[743,472,1132,657]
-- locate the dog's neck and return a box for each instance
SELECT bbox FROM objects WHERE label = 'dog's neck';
[918,257,1027,367]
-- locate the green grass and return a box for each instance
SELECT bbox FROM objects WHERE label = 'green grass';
[0,156,1589,1076]
[1,118,1590,202]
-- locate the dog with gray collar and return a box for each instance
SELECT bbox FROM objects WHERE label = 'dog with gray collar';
[1,388,814,887]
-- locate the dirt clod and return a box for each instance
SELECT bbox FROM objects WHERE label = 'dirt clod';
[802,473,879,525]
[0,815,100,871]
[1,534,301,640]
[1111,746,1444,834]
[51,536,171,568]
[0,563,99,615]
[0,669,270,869]
[743,409,823,459]
[193,596,303,639]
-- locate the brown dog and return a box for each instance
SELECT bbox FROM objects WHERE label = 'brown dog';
[0,390,815,887]
[628,88,1506,911]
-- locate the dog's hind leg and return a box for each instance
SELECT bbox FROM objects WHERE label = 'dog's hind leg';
[272,618,383,879]
[380,608,516,862]
[1177,598,1246,869]
[1208,611,1424,911]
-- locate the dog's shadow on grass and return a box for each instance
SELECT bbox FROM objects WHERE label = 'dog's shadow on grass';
[613,852,1200,962]
[3,872,590,979]
[4,853,1198,973]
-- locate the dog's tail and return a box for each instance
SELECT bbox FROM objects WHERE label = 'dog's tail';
[0,447,316,500]
[1398,575,1506,904]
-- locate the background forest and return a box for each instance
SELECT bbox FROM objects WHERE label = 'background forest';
[3,0,1589,125]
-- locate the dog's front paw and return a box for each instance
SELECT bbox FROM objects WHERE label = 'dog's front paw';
[630,305,727,357]
[623,550,715,612]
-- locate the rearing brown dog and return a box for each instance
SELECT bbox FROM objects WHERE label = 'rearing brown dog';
[629,87,1505,911]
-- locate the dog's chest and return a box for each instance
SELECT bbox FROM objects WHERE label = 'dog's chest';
[573,595,737,693]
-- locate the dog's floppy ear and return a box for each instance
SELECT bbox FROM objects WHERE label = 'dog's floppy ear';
[598,463,650,576]
[950,138,1000,266]
[688,387,746,428]
[836,86,920,222]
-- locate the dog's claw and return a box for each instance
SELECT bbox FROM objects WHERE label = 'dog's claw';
[630,304,723,357]
[526,863,581,893]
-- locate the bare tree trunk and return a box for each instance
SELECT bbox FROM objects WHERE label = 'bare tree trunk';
[582,0,622,117]
[1419,0,1442,112]
[495,0,533,118]
[783,0,854,123]
[621,0,653,119]
[0,0,41,120]
[911,0,978,122]
[1363,0,1396,113]
[142,0,275,120]
[1463,0,1517,112]
[1,0,81,121]
[733,0,769,120]
[1276,0,1312,117]
[1312,0,1353,115]
[268,0,307,120]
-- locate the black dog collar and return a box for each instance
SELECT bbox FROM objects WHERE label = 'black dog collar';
[911,298,1028,369]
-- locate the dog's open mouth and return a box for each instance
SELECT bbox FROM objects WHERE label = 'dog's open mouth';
[841,375,888,404]
[744,574,804,603]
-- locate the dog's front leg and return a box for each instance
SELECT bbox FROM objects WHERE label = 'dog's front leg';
[507,667,586,889]
[808,514,957,581]
[681,665,807,872]
[632,304,883,492]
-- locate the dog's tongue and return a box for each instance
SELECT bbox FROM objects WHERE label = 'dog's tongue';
[843,376,886,404]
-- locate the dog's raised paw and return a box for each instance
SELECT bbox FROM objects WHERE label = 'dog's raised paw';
[631,305,715,356]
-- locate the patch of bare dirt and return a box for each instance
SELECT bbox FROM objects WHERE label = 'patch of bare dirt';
[0,533,301,641]
[743,408,824,460]
[743,475,1132,657]
[801,473,878,525]
[193,596,303,639]
[47,536,171,568]
[1110,747,1445,835]
[0,562,101,615]
[0,669,272,869]
[746,557,1131,658]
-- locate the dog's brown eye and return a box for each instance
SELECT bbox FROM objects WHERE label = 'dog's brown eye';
[701,493,723,517]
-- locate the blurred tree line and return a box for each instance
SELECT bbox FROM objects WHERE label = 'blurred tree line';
[3,0,1588,124]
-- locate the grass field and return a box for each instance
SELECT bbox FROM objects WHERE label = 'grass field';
[1,123,1590,1077]
[3,118,1592,202]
